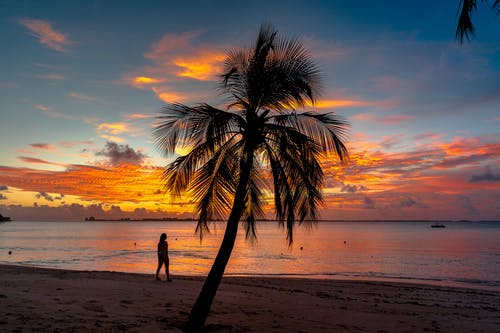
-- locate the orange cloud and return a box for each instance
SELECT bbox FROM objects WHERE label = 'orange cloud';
[151,87,188,103]
[130,76,167,88]
[19,18,69,52]
[0,164,189,213]
[97,123,129,134]
[173,51,225,81]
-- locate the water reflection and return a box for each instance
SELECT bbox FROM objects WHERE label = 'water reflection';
[1,221,499,289]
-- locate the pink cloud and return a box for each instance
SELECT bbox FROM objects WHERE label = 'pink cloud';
[351,113,415,124]
[17,157,66,167]
[29,143,55,150]
[19,18,69,52]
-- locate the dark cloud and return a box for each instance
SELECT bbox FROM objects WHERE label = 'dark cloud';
[341,184,367,193]
[96,141,146,166]
[363,197,375,209]
[36,192,54,202]
[470,167,500,183]
[400,197,416,207]
[0,185,8,191]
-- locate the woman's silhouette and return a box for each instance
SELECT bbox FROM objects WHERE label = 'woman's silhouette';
[155,233,172,281]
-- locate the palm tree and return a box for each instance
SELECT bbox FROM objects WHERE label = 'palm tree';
[154,24,349,332]
[456,0,500,43]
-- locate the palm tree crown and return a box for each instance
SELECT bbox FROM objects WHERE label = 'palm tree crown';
[154,24,349,244]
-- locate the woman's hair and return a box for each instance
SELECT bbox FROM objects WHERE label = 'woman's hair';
[160,233,167,241]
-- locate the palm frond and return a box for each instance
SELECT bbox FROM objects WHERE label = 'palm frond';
[241,164,266,242]
[190,139,243,239]
[263,123,324,246]
[456,0,478,43]
[153,103,241,157]
[271,111,349,162]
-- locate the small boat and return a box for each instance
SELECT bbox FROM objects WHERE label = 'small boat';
[431,224,446,228]
[0,214,12,222]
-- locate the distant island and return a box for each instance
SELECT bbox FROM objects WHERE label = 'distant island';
[0,213,12,222]
[84,216,195,222]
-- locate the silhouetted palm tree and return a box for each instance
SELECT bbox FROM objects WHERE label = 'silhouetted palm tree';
[456,0,500,43]
[154,24,349,332]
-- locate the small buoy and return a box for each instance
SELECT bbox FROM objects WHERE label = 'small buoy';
[300,246,303,250]
[8,251,12,255]
[343,240,347,244]
[175,238,178,241]
[134,242,137,246]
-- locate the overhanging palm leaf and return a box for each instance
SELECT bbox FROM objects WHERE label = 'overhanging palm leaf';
[456,0,500,43]
[153,24,349,332]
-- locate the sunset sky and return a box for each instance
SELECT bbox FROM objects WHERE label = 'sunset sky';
[0,0,499,221]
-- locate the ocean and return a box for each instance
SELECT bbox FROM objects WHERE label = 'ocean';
[1,221,499,291]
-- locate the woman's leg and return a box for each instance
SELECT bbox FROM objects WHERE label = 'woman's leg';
[165,258,172,281]
[155,259,163,280]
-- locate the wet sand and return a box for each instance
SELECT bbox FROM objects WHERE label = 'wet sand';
[0,264,498,332]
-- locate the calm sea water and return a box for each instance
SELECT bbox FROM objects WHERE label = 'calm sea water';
[1,221,499,290]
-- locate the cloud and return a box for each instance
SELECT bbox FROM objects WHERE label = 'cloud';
[36,191,54,202]
[19,18,69,52]
[35,73,66,80]
[69,92,97,102]
[400,197,416,208]
[125,31,227,105]
[0,163,169,207]
[96,122,140,142]
[414,131,444,141]
[363,197,375,209]
[0,194,6,200]
[29,143,54,150]
[351,113,415,124]
[18,157,66,167]
[58,140,94,149]
[96,142,147,166]
[151,87,188,103]
[470,167,500,183]
[145,31,225,81]
[124,113,153,120]
[33,104,73,119]
[0,185,8,191]
[307,99,396,109]
[129,76,167,89]
[340,184,366,193]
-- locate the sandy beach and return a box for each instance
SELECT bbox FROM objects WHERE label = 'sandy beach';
[0,264,498,332]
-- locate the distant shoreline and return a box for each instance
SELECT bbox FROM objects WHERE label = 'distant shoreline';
[8,218,500,223]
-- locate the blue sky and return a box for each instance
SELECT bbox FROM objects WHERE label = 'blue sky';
[0,0,499,220]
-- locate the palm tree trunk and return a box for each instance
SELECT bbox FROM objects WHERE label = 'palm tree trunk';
[185,149,254,333]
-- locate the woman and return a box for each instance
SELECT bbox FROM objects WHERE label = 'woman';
[155,232,172,281]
